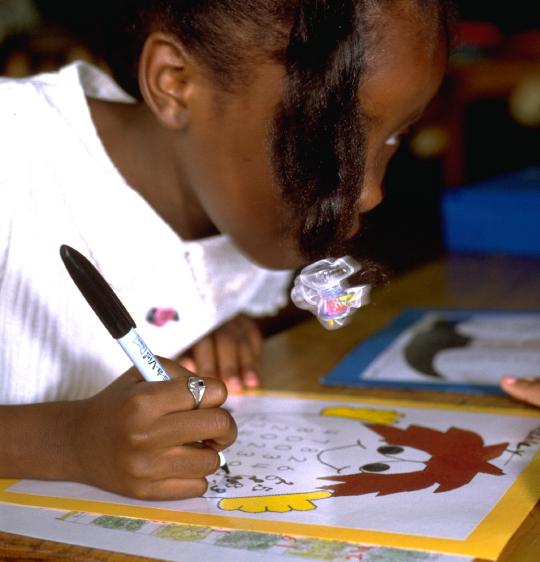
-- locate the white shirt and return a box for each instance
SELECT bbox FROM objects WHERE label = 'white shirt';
[0,62,291,404]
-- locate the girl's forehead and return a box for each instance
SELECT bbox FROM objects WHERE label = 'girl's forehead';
[367,0,446,62]
[360,8,447,121]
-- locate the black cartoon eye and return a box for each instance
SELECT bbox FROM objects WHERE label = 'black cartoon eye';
[360,462,390,472]
[377,445,404,455]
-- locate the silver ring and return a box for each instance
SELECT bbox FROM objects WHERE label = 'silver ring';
[187,376,206,408]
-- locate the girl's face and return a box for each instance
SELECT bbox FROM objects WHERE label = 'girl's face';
[177,7,447,270]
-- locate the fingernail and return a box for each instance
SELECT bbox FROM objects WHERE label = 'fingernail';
[244,371,259,388]
[179,358,196,372]
[227,377,243,393]
[502,376,535,385]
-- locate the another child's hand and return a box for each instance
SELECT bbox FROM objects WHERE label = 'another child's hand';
[178,315,262,393]
[70,358,236,500]
[500,376,540,407]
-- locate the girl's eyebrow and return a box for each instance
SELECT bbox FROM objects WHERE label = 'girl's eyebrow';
[363,105,426,132]
[391,106,428,132]
[401,107,426,127]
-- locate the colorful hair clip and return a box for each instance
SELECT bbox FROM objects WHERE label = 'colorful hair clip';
[291,256,370,330]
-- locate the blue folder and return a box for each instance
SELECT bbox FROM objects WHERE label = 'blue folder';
[321,308,540,394]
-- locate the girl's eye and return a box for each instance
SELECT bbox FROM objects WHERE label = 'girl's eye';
[384,133,400,146]
[384,127,410,147]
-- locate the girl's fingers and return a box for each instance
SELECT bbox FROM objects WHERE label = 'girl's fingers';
[500,376,540,407]
[127,477,209,501]
[191,336,218,379]
[238,316,262,388]
[148,408,237,449]
[178,356,196,373]
[126,361,228,413]
[216,315,262,390]
[242,316,263,359]
[214,330,243,393]
[178,315,263,391]
[134,443,223,481]
[238,338,260,388]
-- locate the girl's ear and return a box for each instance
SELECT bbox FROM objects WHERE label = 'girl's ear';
[138,32,196,130]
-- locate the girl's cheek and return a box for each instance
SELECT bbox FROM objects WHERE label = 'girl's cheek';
[367,146,394,179]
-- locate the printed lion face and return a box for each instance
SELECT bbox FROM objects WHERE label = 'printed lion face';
[320,424,507,497]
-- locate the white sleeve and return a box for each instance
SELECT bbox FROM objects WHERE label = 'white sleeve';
[0,81,22,280]
[240,268,293,317]
[182,235,294,321]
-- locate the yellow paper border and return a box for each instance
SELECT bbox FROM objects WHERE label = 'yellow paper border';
[244,388,540,417]
[1,393,539,560]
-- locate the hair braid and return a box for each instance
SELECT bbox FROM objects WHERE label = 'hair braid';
[272,0,367,259]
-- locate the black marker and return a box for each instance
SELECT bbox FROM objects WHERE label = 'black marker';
[60,244,170,381]
[59,244,229,472]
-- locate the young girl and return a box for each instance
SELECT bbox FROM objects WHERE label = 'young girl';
[0,0,453,500]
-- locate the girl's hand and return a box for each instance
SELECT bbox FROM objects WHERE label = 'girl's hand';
[70,358,236,500]
[178,315,262,393]
[500,376,540,407]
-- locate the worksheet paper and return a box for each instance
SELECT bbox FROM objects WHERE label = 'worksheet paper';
[0,503,473,562]
[1,393,539,560]
[322,309,540,393]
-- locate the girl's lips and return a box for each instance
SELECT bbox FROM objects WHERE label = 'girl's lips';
[345,214,362,240]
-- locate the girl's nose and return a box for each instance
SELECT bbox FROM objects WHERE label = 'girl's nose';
[358,175,384,213]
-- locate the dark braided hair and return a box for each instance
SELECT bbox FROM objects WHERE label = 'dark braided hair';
[272,1,366,259]
[104,0,453,261]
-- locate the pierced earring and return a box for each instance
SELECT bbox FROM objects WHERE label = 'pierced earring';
[384,134,399,146]
[174,108,189,128]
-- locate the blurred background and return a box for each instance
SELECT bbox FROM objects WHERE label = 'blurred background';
[1,0,539,276]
